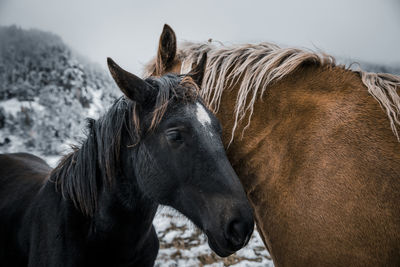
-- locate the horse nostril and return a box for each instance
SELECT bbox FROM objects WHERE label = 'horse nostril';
[225,219,250,249]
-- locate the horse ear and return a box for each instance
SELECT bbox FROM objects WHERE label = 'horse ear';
[187,53,207,87]
[156,24,177,75]
[107,57,154,104]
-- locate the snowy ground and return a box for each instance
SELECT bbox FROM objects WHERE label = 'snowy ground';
[41,154,273,266]
[154,208,273,267]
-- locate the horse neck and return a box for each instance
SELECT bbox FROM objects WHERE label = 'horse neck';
[93,143,158,237]
[214,65,366,187]
[49,125,157,224]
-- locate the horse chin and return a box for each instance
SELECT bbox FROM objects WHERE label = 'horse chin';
[206,232,236,257]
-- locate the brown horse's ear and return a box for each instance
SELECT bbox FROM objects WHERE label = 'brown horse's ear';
[107,57,154,104]
[156,24,177,75]
[187,53,207,87]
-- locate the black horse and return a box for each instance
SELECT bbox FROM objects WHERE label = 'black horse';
[0,55,254,266]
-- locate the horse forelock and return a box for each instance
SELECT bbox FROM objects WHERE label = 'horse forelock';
[146,40,400,144]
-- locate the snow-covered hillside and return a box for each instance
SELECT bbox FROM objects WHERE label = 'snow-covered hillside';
[0,25,119,156]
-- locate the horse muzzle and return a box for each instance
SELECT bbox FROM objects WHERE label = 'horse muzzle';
[205,209,254,257]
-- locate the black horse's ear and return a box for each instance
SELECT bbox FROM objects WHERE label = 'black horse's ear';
[156,24,177,75]
[187,53,207,87]
[107,57,154,104]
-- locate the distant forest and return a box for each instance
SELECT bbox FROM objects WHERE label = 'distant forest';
[0,25,118,155]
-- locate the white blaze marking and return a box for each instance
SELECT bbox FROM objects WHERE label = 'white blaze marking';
[196,102,212,127]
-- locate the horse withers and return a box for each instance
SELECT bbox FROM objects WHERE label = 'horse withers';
[146,24,400,266]
[0,54,254,266]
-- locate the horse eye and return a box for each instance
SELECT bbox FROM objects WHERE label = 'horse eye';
[166,130,184,143]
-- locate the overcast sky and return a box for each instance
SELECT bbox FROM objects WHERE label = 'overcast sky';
[1,0,399,74]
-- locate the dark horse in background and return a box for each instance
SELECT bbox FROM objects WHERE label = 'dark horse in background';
[146,25,400,266]
[0,55,254,266]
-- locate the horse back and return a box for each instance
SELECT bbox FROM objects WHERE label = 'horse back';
[0,153,51,198]
[0,153,51,265]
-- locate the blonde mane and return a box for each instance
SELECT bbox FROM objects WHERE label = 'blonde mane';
[144,41,400,143]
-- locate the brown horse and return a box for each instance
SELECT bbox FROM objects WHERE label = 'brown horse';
[144,24,400,266]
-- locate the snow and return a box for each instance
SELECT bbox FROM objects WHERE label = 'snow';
[0,98,45,117]
[87,87,104,118]
[45,155,62,167]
